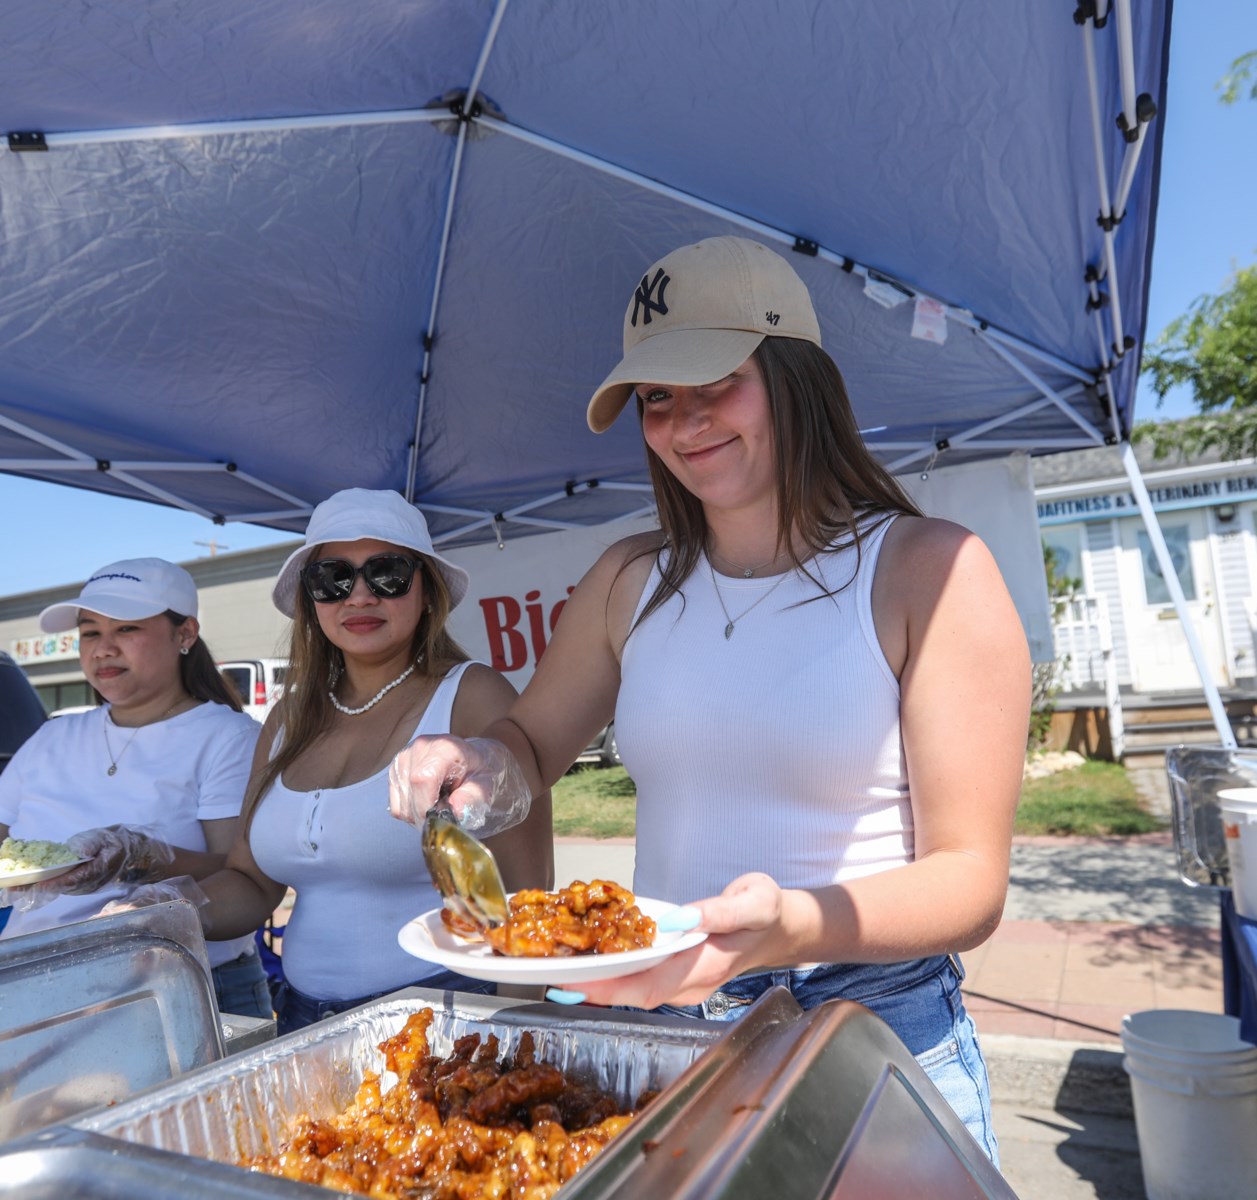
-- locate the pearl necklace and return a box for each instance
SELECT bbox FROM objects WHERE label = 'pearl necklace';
[328,656,423,716]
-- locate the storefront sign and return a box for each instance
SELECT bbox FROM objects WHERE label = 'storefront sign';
[1038,473,1257,525]
[10,632,79,664]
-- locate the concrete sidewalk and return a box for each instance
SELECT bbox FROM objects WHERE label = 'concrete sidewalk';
[554,833,1227,1199]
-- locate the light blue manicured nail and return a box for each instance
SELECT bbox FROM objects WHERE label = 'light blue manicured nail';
[546,988,586,1005]
[656,906,702,933]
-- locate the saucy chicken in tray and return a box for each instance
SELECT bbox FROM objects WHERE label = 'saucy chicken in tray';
[241,1006,654,1199]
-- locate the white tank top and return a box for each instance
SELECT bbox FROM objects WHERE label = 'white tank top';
[619,519,912,905]
[249,662,473,998]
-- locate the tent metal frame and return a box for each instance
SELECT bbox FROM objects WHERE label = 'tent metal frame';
[7,2,1229,737]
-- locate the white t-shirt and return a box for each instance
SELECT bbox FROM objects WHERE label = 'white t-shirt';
[0,702,261,967]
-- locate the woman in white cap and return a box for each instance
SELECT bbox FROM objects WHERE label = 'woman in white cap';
[195,488,553,1033]
[0,557,271,1017]
[387,237,1030,1162]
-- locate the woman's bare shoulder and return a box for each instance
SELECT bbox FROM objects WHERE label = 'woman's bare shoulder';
[880,515,993,580]
[450,661,519,737]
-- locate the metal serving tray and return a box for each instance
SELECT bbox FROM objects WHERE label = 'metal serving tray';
[0,901,223,1143]
[2,987,1018,1198]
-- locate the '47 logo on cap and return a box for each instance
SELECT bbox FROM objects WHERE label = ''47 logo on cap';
[631,268,670,327]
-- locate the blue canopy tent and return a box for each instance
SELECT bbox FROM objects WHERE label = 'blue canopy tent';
[4,1,1220,733]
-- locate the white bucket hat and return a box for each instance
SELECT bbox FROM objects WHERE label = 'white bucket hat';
[272,488,470,618]
[587,236,823,433]
[40,558,199,633]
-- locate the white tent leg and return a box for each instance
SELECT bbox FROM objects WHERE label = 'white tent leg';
[1118,440,1237,748]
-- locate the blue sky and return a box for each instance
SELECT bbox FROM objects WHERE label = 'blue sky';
[3,3,1255,595]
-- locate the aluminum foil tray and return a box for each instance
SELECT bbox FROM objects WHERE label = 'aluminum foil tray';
[72,987,720,1166]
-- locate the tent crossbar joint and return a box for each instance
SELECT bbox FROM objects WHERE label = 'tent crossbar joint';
[977,332,1107,443]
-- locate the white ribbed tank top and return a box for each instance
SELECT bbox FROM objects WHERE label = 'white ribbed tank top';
[250,662,472,998]
[619,519,911,905]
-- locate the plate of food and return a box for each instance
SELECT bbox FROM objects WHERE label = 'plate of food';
[398,880,707,985]
[0,837,89,888]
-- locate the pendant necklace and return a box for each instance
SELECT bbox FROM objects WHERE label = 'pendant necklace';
[708,558,792,640]
[103,698,185,776]
[329,654,424,716]
[708,546,789,578]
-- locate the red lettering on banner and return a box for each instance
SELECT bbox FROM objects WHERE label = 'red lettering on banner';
[479,596,527,672]
[524,590,548,662]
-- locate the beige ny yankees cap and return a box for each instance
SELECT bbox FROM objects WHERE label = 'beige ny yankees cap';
[587,236,823,433]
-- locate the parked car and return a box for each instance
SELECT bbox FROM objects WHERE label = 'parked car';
[0,652,47,775]
[576,723,622,768]
[217,658,287,723]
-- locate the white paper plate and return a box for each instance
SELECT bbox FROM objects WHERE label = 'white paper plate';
[0,858,89,888]
[398,895,707,985]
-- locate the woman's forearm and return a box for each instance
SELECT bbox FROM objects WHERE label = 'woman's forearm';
[197,866,285,940]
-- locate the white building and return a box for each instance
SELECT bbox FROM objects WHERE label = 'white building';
[1035,440,1257,697]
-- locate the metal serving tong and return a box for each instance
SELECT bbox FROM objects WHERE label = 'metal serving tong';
[421,788,509,931]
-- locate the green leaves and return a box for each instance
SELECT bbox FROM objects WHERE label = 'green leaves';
[1138,265,1257,458]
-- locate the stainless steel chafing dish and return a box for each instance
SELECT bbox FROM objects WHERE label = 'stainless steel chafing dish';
[0,984,1017,1198]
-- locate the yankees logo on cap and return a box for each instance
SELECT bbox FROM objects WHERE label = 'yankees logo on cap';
[587,236,822,433]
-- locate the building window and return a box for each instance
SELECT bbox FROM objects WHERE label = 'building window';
[1042,524,1085,591]
[1137,525,1195,605]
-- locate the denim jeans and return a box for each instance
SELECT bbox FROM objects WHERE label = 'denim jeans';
[212,948,273,1019]
[657,953,999,1167]
[272,970,495,1036]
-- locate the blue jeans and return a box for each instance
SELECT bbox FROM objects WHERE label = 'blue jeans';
[212,948,273,1019]
[272,971,495,1037]
[657,954,999,1167]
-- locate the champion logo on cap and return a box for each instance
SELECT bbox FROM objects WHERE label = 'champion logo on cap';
[88,572,143,584]
[630,268,670,327]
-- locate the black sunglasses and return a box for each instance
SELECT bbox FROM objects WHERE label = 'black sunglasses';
[300,554,422,603]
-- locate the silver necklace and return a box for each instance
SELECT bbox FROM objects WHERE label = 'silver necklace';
[709,546,789,578]
[328,656,422,716]
[103,700,183,776]
[708,558,792,639]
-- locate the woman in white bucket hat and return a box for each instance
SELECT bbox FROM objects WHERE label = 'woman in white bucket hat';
[0,557,272,1018]
[388,237,1030,1161]
[194,488,552,1033]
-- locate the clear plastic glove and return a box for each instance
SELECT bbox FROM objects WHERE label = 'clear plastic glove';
[98,874,209,917]
[0,880,60,914]
[52,824,176,896]
[388,735,532,836]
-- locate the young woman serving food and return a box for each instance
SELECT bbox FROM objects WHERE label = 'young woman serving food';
[386,237,1030,1161]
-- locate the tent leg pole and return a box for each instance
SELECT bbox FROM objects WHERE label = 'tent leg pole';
[1118,441,1237,748]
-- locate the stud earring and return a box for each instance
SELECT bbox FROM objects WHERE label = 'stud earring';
[179,646,189,656]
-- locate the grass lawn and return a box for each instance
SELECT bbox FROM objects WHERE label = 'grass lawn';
[551,765,637,838]
[1015,760,1165,837]
[554,760,1166,839]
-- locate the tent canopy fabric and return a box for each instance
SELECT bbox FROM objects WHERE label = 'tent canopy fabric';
[0,1,1171,545]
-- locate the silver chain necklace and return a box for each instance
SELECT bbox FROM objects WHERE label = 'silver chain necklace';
[708,558,791,639]
[328,655,422,716]
[103,699,183,776]
[708,546,789,578]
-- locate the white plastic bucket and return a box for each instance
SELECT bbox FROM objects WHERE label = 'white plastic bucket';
[1122,1009,1257,1200]
[1217,788,1257,919]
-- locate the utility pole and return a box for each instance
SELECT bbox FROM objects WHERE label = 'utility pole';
[194,539,230,557]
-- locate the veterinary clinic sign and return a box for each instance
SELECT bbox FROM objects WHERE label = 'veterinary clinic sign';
[1038,472,1257,525]
[10,632,79,664]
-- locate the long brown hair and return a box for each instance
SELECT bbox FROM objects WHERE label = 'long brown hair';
[634,337,923,625]
[170,611,244,710]
[243,555,468,819]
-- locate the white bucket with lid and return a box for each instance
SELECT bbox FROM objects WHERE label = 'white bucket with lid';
[1122,1009,1257,1200]
[1217,787,1257,919]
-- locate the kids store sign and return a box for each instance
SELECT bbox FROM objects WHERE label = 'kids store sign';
[1037,472,1257,526]
[10,632,79,665]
